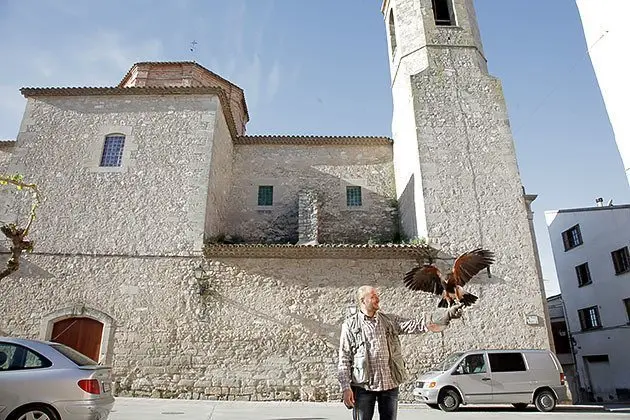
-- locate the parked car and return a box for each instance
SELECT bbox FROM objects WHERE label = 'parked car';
[0,337,114,420]
[412,349,568,412]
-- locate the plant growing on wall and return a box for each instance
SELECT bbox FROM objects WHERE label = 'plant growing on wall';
[0,174,41,280]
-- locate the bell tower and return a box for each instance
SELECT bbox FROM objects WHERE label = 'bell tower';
[383,0,528,252]
[381,0,552,348]
[383,0,551,348]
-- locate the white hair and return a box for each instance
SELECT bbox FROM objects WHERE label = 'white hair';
[356,285,376,305]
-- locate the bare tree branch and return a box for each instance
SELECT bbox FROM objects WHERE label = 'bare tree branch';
[0,174,41,281]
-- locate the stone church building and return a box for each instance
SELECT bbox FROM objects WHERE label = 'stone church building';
[1,0,551,401]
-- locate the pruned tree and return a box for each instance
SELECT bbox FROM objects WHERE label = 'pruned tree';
[0,174,41,280]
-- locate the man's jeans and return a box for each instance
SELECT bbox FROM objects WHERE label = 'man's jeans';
[351,386,399,420]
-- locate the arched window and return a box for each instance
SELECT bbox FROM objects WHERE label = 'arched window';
[389,11,397,57]
[100,134,125,167]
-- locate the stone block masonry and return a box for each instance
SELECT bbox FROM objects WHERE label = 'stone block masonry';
[0,252,549,402]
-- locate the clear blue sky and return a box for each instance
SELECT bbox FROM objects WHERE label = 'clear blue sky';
[1,1,629,295]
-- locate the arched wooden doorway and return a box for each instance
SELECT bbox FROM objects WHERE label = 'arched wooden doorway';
[51,317,104,361]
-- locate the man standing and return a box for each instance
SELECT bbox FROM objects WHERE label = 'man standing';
[338,285,463,420]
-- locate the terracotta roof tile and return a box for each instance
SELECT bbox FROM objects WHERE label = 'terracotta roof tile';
[236,135,393,146]
[118,61,244,92]
[204,243,440,260]
[117,61,249,118]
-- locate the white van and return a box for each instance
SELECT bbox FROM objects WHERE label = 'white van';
[412,349,569,412]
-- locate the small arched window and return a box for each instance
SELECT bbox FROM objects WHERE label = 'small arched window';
[100,134,125,167]
[389,11,397,57]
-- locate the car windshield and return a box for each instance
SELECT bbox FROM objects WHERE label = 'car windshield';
[432,352,464,371]
[50,343,98,366]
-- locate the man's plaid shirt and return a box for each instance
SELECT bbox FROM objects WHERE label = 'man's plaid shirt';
[338,311,427,391]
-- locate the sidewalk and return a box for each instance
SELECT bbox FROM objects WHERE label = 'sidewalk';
[108,397,630,420]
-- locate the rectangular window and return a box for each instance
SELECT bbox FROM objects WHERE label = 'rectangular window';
[99,135,125,167]
[257,185,273,206]
[611,246,630,275]
[488,352,527,372]
[578,306,602,331]
[562,224,583,251]
[432,0,455,26]
[346,186,362,207]
[576,262,592,287]
[623,298,630,322]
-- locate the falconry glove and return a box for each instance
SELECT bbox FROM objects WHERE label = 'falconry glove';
[430,303,465,326]
[448,303,465,320]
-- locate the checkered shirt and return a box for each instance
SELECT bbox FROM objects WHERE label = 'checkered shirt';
[338,311,427,391]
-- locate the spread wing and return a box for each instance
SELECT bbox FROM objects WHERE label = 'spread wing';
[403,264,444,296]
[452,248,495,285]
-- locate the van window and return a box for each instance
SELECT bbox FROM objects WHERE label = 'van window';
[488,352,526,372]
[456,354,487,374]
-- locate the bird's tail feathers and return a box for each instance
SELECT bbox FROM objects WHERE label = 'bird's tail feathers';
[460,292,478,306]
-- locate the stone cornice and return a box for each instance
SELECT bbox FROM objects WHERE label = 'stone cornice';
[204,243,439,260]
[236,135,393,146]
[20,86,240,141]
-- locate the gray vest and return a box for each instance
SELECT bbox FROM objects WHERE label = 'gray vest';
[346,312,409,386]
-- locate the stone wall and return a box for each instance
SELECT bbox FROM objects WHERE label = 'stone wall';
[5,94,222,255]
[227,143,398,244]
[410,40,548,340]
[204,104,234,239]
[0,251,550,401]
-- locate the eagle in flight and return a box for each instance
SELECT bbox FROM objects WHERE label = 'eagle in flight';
[403,248,495,308]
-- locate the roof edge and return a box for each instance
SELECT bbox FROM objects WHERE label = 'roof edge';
[117,61,249,119]
[204,243,440,260]
[545,204,630,214]
[236,135,393,146]
[20,86,240,141]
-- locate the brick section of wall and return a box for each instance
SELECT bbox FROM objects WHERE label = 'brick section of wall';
[120,63,248,136]
[8,94,222,255]
[227,144,398,244]
[0,254,549,402]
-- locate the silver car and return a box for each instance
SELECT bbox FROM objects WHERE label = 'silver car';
[412,349,569,412]
[0,337,114,420]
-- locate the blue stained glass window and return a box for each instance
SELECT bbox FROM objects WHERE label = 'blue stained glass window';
[100,135,125,167]
[346,186,362,207]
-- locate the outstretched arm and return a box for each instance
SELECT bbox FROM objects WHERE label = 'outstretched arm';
[391,304,465,334]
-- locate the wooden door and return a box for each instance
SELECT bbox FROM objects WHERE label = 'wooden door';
[51,317,103,362]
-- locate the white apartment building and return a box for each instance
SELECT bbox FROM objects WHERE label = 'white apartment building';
[545,203,630,402]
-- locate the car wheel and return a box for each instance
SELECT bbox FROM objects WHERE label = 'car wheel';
[438,389,461,412]
[426,403,439,409]
[512,403,528,410]
[11,405,59,420]
[534,390,557,412]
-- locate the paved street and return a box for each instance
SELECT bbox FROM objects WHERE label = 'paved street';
[109,398,630,420]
